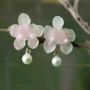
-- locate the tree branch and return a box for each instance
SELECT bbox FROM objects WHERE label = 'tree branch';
[73,0,79,12]
[58,0,90,35]
[39,37,90,52]
[72,41,90,52]
[0,28,9,33]
[0,1,90,53]
[0,28,90,52]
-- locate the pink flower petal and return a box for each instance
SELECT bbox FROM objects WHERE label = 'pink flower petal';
[9,24,19,37]
[54,30,69,45]
[18,25,32,40]
[28,38,39,49]
[44,25,54,40]
[60,43,73,55]
[14,39,25,50]
[18,13,31,26]
[43,40,56,53]
[35,25,44,37]
[30,24,43,37]
[63,28,76,42]
[14,26,25,40]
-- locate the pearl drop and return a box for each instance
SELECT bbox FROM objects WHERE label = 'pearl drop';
[22,53,32,65]
[51,56,62,67]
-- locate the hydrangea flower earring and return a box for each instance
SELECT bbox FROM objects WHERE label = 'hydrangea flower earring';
[9,13,76,67]
[9,13,44,64]
[9,13,43,50]
[43,16,76,67]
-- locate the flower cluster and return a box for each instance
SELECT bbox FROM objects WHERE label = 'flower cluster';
[9,13,43,50]
[43,16,75,55]
[9,13,76,67]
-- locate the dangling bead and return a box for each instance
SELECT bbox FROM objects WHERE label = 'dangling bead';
[22,49,32,65]
[51,56,62,67]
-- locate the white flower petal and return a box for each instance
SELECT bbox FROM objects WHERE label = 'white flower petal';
[54,30,69,45]
[64,28,76,42]
[30,24,43,37]
[18,13,31,26]
[52,16,64,30]
[43,40,56,54]
[28,38,39,49]
[9,24,18,37]
[44,25,54,39]
[35,25,44,37]
[14,39,25,50]
[30,23,36,27]
[60,43,73,55]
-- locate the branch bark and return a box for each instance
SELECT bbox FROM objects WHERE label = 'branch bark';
[39,37,90,52]
[0,28,9,33]
[0,0,90,53]
[73,0,79,12]
[58,0,90,35]
[0,28,90,52]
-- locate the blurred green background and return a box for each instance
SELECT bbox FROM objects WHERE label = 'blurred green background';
[0,0,90,90]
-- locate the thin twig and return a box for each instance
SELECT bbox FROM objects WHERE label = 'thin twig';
[39,37,90,52]
[72,41,90,52]
[0,28,90,52]
[58,0,90,35]
[73,0,79,12]
[0,28,9,33]
[58,0,90,52]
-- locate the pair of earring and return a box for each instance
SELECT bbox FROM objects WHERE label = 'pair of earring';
[9,13,76,67]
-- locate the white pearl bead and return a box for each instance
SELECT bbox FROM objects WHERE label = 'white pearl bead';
[51,56,62,67]
[22,53,32,65]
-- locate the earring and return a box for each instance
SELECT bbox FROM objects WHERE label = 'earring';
[43,16,76,67]
[9,13,44,64]
[9,13,76,67]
